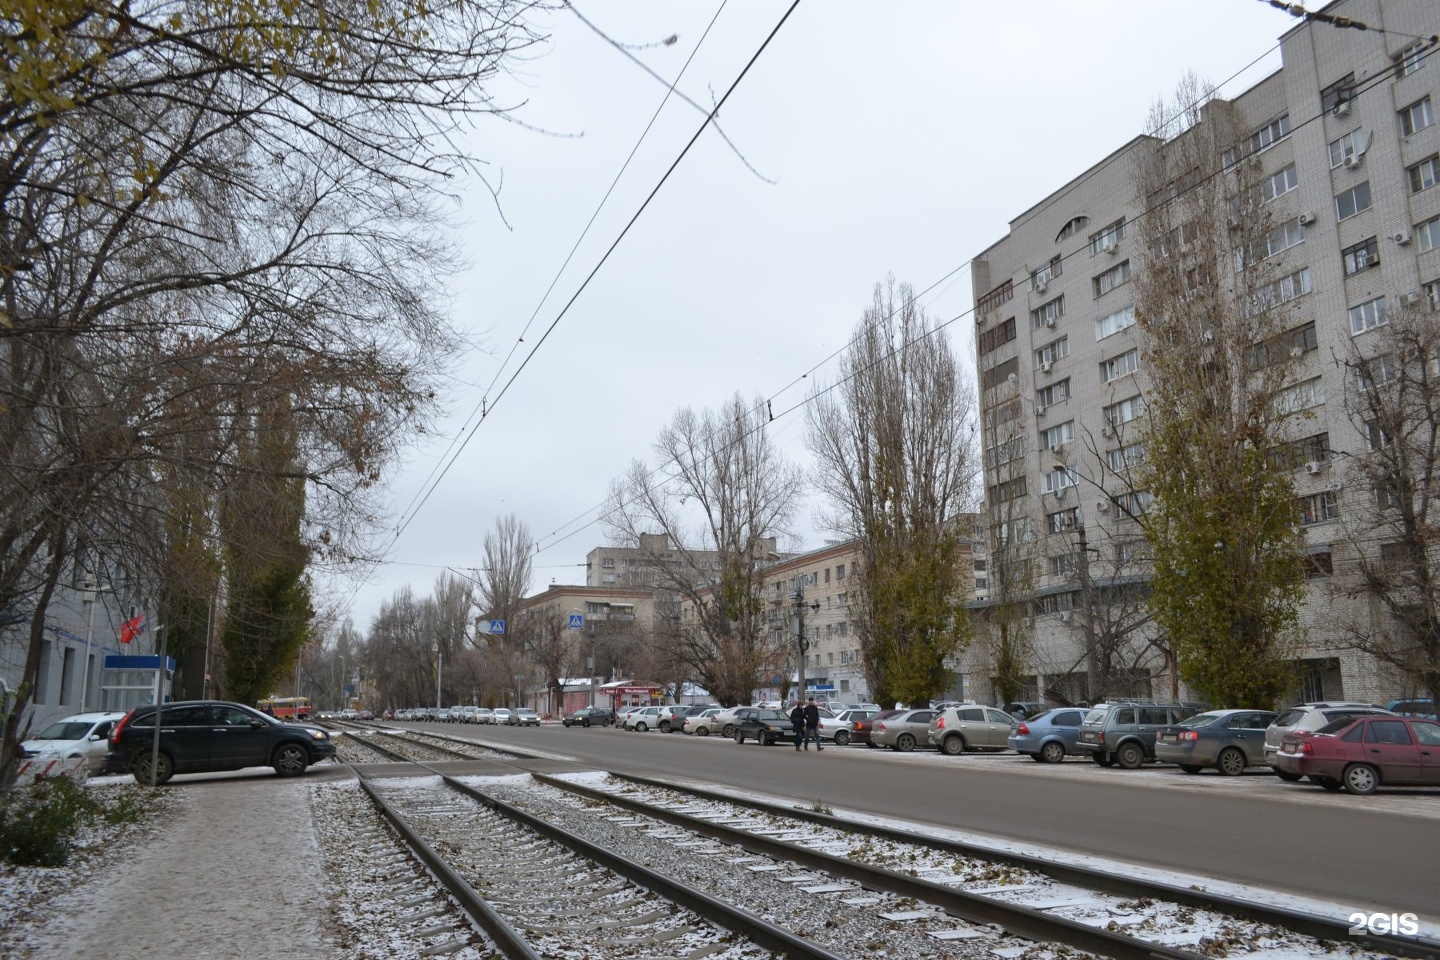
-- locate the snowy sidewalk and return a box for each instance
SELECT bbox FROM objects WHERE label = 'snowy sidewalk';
[21,776,339,960]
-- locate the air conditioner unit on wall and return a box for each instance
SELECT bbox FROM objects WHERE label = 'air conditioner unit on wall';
[1305,460,1323,475]
[1344,154,1362,170]
[1103,240,1119,255]
[1096,500,1110,513]
[1058,611,1072,622]
[1039,359,1053,373]
[1298,212,1315,226]
[1403,291,1421,306]
[1100,424,1113,437]
[1333,99,1351,117]
[1035,282,1047,295]
[1394,230,1413,245]
[1045,316,1057,328]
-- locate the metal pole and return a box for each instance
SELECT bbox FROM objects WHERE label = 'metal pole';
[201,594,214,700]
[795,582,807,702]
[149,624,167,788]
[78,591,98,713]
[436,645,443,710]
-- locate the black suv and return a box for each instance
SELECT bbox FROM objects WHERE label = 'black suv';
[106,700,336,784]
[1075,699,1207,769]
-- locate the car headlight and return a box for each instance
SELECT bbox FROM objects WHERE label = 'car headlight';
[307,729,329,740]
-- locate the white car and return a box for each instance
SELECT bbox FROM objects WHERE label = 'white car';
[623,706,663,731]
[22,712,126,775]
[491,708,513,725]
[682,707,723,736]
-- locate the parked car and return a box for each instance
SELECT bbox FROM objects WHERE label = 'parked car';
[1386,698,1437,719]
[624,706,664,731]
[1275,714,1440,794]
[659,704,703,733]
[473,708,495,724]
[871,709,940,751]
[22,712,126,775]
[682,707,723,735]
[563,707,615,728]
[105,700,335,785]
[1004,701,1047,720]
[491,708,513,725]
[711,706,762,740]
[509,708,541,726]
[928,705,1017,755]
[1008,707,1086,763]
[1262,702,1393,779]
[1075,700,1208,769]
[1154,708,1279,775]
[733,709,799,746]
[816,708,875,745]
[858,709,904,747]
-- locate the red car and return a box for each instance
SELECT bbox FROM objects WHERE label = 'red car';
[1275,715,1440,794]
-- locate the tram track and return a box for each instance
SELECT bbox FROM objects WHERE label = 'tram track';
[319,730,1438,960]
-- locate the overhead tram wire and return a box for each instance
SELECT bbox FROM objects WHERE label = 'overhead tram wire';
[381,1,804,552]
[522,33,1438,563]
[390,2,732,530]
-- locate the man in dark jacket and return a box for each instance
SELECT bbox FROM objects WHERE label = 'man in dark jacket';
[789,702,806,751]
[803,698,823,751]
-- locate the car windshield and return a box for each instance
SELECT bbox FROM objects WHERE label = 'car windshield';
[1179,712,1225,727]
[757,710,789,721]
[1315,717,1358,735]
[1273,709,1306,727]
[33,721,93,740]
[1082,708,1108,725]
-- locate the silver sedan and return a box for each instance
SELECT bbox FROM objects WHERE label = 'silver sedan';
[870,709,941,751]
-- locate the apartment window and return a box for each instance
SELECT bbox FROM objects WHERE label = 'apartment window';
[1251,320,1318,369]
[1296,491,1339,525]
[1104,395,1143,426]
[1303,548,1333,579]
[1335,182,1372,221]
[1114,540,1142,565]
[1258,164,1298,203]
[1240,218,1306,269]
[1321,73,1356,113]
[1035,336,1069,368]
[1244,268,1312,319]
[1031,296,1065,330]
[1049,553,1078,577]
[1348,296,1388,335]
[990,476,1028,503]
[1328,129,1367,168]
[1426,280,1440,311]
[1100,349,1139,384]
[602,573,615,584]
[981,355,1020,391]
[1047,507,1080,534]
[1040,420,1074,451]
[1274,377,1325,415]
[1356,355,1400,390]
[824,567,831,583]
[1400,97,1434,137]
[1396,42,1427,79]
[1227,114,1290,164]
[1111,490,1152,518]
[836,564,845,580]
[1417,216,1440,253]
[1108,443,1145,473]
[978,280,1014,315]
[1409,155,1440,193]
[1043,467,1079,495]
[1184,263,1215,295]
[1154,220,1200,258]
[1056,215,1090,241]
[979,316,1017,355]
[602,557,615,567]
[1093,261,1131,297]
[1036,379,1070,411]
[987,436,1025,469]
[1096,306,1136,340]
[1089,219,1126,255]
[837,622,848,637]
[994,517,1034,545]
[1342,237,1379,275]
[1032,255,1062,290]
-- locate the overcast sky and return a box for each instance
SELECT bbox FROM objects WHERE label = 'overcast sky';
[326,0,1299,631]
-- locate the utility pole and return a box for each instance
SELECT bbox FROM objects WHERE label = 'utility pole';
[791,577,819,702]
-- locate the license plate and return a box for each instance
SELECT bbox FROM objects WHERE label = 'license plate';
[1160,734,1175,741]
[1282,743,1295,754]
[1081,733,1095,742]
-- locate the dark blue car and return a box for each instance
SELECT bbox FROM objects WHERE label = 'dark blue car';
[1007,707,1085,763]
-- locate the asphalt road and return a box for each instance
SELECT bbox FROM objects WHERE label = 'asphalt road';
[408,721,1439,919]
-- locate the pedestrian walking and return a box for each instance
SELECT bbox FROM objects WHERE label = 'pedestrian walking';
[803,697,823,751]
[790,702,807,750]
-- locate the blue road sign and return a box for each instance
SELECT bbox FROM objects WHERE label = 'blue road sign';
[488,619,506,635]
[568,614,584,629]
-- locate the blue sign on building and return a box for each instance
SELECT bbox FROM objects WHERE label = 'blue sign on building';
[487,619,506,635]
[568,614,584,629]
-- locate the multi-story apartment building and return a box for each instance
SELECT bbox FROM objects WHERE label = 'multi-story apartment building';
[968,0,1437,707]
[585,532,780,588]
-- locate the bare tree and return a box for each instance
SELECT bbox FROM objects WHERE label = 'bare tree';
[606,394,802,706]
[0,1,545,780]
[477,514,534,649]
[1335,305,1440,711]
[807,278,979,707]
[1127,75,1307,707]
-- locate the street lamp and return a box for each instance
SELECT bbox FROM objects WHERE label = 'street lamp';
[77,583,109,713]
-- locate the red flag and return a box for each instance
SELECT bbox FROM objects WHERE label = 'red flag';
[120,613,146,644]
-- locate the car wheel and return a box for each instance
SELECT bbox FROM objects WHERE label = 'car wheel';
[1115,742,1144,770]
[1178,764,1203,774]
[273,743,309,777]
[1274,769,1302,781]
[734,730,745,744]
[1312,777,1343,792]
[131,750,174,786]
[659,721,670,733]
[896,733,916,752]
[866,741,879,749]
[760,735,772,746]
[833,730,850,746]
[697,726,709,737]
[635,722,648,732]
[722,724,736,739]
[1342,763,1378,796]
[940,734,965,756]
[1216,747,1247,777]
[1039,741,1066,764]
